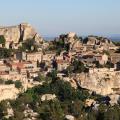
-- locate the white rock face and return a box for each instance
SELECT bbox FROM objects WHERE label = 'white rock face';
[0,23,43,48]
[109,94,120,105]
[0,26,20,43]
[41,94,56,101]
[0,85,19,101]
[65,115,75,120]
[67,32,76,38]
[85,99,96,107]
[78,69,120,96]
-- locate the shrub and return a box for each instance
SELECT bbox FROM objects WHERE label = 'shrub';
[5,80,14,85]
[15,81,22,89]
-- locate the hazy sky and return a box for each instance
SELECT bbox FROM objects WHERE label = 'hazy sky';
[0,0,120,37]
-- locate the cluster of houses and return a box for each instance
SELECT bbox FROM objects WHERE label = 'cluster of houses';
[0,31,120,101]
[0,33,120,83]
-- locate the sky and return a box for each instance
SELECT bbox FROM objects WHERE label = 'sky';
[0,0,120,37]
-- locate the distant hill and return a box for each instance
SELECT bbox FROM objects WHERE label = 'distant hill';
[108,35,120,41]
[43,35,120,42]
[43,37,55,41]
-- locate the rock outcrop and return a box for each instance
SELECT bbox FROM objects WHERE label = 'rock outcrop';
[41,94,56,101]
[59,32,82,50]
[74,68,120,104]
[67,32,82,50]
[83,36,116,50]
[77,68,120,96]
[0,84,19,101]
[0,23,43,48]
[83,36,114,46]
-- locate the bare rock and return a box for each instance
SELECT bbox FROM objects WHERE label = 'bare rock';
[0,23,43,48]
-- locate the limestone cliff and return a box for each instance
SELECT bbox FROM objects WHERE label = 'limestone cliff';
[0,23,43,46]
[76,69,120,96]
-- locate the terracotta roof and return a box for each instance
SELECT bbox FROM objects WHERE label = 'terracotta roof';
[0,71,9,75]
[56,60,69,64]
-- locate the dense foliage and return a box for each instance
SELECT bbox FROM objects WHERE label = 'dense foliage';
[0,74,120,120]
[0,35,6,45]
[19,39,38,52]
[0,48,12,58]
[65,59,87,75]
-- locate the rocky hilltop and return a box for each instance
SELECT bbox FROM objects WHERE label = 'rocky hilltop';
[0,23,43,48]
[83,36,114,46]
[57,32,83,50]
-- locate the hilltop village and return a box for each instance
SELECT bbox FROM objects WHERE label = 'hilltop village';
[1,23,120,119]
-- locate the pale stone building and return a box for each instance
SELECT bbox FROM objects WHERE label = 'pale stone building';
[26,52,43,62]
[14,51,43,62]
[57,60,70,71]
[94,53,108,65]
[110,53,120,64]
[0,61,10,72]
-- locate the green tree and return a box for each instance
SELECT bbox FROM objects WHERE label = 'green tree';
[0,35,6,46]
[0,101,9,119]
[51,80,75,101]
[66,66,74,76]
[19,93,34,105]
[5,80,14,85]
[0,79,4,84]
[103,106,120,120]
[68,100,84,118]
[48,70,58,82]
[72,59,85,73]
[0,48,12,58]
[20,39,38,52]
[14,111,25,120]
[38,100,64,120]
[15,81,22,89]
[103,50,110,56]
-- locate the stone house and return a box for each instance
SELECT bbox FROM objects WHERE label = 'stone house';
[84,45,94,51]
[110,53,120,64]
[94,53,108,65]
[0,61,10,72]
[14,52,26,61]
[109,46,118,50]
[80,55,95,64]
[28,72,39,78]
[0,71,9,80]
[89,68,116,74]
[42,52,56,62]
[17,61,39,74]
[26,52,43,62]
[0,71,27,82]
[57,60,70,71]
[14,51,43,62]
